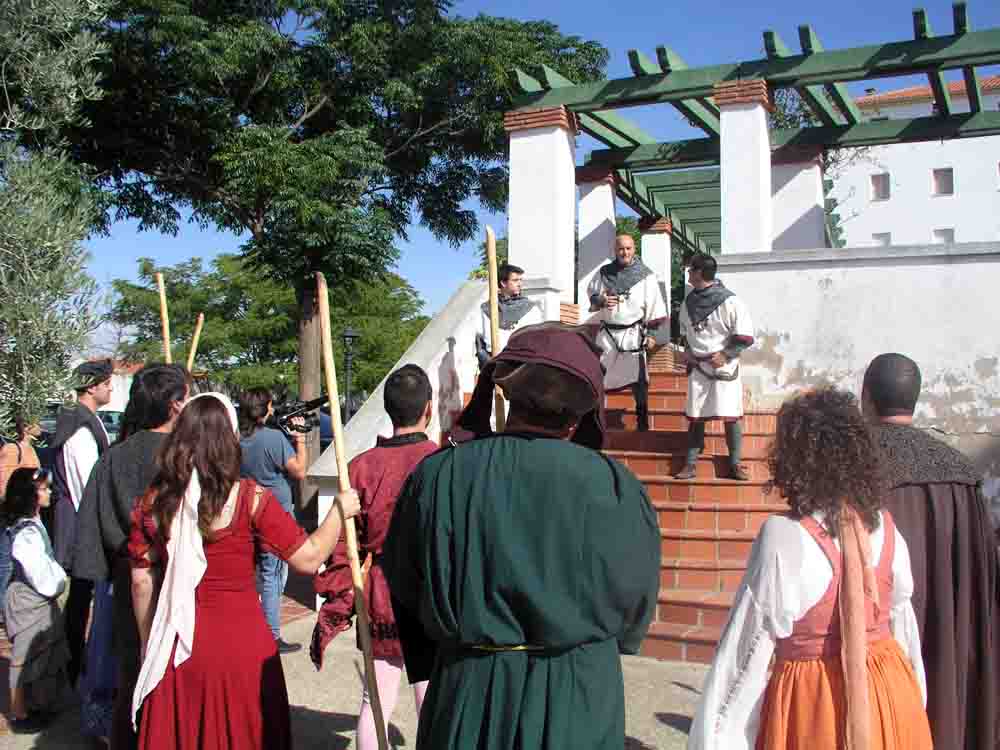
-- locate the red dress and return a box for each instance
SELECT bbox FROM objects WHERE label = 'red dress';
[128,479,307,750]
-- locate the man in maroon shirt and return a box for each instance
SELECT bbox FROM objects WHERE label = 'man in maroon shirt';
[311,364,437,750]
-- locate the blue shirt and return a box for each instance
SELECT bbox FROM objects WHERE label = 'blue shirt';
[239,427,295,511]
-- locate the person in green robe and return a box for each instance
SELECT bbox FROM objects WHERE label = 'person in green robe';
[382,322,661,750]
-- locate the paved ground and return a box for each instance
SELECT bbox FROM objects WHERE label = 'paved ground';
[2,580,707,748]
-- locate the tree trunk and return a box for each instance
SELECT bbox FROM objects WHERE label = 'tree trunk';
[297,279,322,522]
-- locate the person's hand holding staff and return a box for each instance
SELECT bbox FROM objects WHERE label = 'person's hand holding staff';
[314,272,388,750]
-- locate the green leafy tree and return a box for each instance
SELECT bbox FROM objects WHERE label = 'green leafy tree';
[53,0,607,483]
[0,0,106,432]
[110,255,428,395]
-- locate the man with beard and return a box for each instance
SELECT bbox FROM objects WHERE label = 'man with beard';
[475,262,543,367]
[863,353,999,750]
[675,253,754,481]
[73,363,190,749]
[383,322,661,750]
[587,234,670,432]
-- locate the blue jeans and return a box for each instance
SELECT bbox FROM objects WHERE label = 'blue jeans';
[256,551,288,640]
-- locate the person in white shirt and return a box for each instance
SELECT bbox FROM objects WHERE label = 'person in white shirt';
[475,263,543,367]
[688,388,931,750]
[2,467,69,735]
[587,235,670,432]
[676,253,754,480]
[49,359,112,686]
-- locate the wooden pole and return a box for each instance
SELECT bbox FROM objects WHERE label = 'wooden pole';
[485,226,506,431]
[155,273,172,364]
[314,272,388,750]
[186,313,205,371]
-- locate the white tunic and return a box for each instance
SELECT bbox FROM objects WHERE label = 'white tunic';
[478,299,544,359]
[687,511,926,750]
[678,294,753,419]
[11,518,68,598]
[587,267,669,391]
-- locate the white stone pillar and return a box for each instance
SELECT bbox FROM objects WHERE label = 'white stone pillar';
[504,106,578,310]
[715,80,774,254]
[640,217,673,312]
[771,150,826,250]
[576,165,617,308]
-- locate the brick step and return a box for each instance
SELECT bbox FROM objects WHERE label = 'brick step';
[611,451,771,480]
[606,409,777,434]
[658,589,735,629]
[660,527,756,563]
[645,372,689,390]
[660,557,751,593]
[637,475,772,504]
[654,500,785,535]
[606,388,687,411]
[640,622,722,664]
[604,430,774,457]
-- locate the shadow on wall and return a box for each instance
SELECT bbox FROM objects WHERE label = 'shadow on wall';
[437,337,463,440]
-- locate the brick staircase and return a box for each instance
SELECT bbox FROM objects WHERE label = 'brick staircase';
[604,350,782,664]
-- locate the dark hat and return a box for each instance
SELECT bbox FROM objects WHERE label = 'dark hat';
[457,321,606,449]
[72,358,114,391]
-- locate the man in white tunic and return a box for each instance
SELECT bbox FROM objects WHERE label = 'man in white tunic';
[587,234,669,432]
[475,263,543,367]
[676,253,753,480]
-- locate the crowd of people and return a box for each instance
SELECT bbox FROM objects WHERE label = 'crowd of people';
[0,258,997,750]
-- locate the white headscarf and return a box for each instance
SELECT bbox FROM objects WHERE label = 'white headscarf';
[131,392,239,727]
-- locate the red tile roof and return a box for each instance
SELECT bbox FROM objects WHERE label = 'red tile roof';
[856,75,1000,109]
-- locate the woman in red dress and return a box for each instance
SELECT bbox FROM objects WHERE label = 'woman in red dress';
[127,393,360,749]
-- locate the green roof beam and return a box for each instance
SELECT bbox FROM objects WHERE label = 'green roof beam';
[639,168,721,189]
[954,3,984,113]
[912,9,953,116]
[764,30,845,126]
[662,205,721,221]
[513,68,545,94]
[797,25,862,124]
[627,48,720,137]
[514,28,1000,113]
[588,111,1000,169]
[646,186,721,207]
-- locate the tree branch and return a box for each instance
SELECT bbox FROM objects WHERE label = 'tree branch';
[384,113,467,160]
[289,95,328,132]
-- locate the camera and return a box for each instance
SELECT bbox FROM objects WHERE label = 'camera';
[268,395,329,438]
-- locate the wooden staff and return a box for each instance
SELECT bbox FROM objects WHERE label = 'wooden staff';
[315,272,388,750]
[155,273,172,364]
[485,226,506,431]
[186,313,205,371]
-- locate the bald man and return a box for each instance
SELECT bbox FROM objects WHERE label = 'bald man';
[863,353,999,750]
[587,235,669,431]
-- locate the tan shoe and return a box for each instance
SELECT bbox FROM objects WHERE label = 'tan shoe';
[673,464,697,480]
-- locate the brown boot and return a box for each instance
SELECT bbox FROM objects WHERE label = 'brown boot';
[673,464,697,480]
[728,463,751,481]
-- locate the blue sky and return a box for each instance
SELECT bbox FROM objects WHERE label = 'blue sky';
[84,0,1000,317]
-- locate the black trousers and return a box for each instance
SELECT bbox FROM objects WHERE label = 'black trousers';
[64,576,94,686]
[632,352,650,431]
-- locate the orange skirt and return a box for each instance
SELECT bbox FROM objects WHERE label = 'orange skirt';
[755,637,932,750]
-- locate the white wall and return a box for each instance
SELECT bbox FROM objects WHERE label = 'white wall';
[772,161,826,250]
[831,92,1000,247]
[718,243,1000,519]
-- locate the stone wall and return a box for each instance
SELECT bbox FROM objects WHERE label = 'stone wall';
[718,242,1000,522]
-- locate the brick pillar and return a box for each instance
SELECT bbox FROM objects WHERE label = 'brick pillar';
[714,79,774,254]
[576,165,617,309]
[504,106,578,314]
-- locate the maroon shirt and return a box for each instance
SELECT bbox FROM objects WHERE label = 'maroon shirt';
[310,433,437,667]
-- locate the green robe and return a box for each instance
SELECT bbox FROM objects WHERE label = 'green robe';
[382,432,661,750]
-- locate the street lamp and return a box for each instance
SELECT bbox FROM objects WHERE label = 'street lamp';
[342,326,360,422]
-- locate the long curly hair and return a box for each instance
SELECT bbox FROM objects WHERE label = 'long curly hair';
[144,396,241,542]
[766,387,883,536]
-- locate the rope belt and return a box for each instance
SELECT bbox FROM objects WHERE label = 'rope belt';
[688,351,739,382]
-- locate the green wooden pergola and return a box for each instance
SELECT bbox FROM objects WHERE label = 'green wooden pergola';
[511,2,1000,254]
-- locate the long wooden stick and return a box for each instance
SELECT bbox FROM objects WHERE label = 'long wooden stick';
[186,313,205,371]
[155,273,172,364]
[485,226,506,431]
[315,272,388,750]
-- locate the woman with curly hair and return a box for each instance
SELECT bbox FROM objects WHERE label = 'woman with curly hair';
[688,387,931,750]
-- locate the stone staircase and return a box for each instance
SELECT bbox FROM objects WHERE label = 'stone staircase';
[603,352,782,664]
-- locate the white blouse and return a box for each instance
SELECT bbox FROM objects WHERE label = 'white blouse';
[687,511,925,750]
[11,518,67,599]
